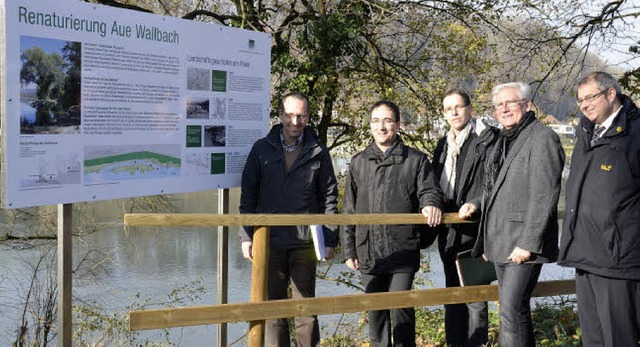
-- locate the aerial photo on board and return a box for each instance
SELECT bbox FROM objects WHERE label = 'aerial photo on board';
[83,145,180,184]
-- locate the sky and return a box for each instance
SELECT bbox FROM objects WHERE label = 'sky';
[577,0,640,71]
[20,35,68,55]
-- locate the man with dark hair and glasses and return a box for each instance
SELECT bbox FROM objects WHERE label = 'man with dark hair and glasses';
[342,100,444,346]
[239,91,339,347]
[433,89,498,346]
[459,82,565,346]
[559,71,640,346]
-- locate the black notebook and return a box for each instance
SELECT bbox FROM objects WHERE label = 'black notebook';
[455,250,497,286]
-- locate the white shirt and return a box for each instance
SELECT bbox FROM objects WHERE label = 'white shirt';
[596,105,623,139]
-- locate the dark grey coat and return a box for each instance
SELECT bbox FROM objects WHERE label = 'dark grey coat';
[473,119,565,264]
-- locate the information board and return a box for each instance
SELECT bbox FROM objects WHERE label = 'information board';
[0,0,271,208]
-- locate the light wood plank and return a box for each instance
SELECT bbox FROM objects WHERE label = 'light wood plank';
[124,212,476,227]
[248,227,269,347]
[129,280,575,331]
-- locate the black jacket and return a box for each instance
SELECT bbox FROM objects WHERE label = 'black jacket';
[433,119,498,254]
[239,124,339,249]
[342,138,443,274]
[559,95,640,280]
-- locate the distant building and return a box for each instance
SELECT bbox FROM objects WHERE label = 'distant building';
[542,114,575,138]
[549,123,576,138]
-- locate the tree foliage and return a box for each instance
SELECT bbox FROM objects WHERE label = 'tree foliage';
[620,41,640,98]
[87,0,640,152]
[61,42,82,110]
[20,41,82,127]
[20,47,66,102]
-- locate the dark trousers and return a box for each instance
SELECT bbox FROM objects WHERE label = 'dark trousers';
[495,262,542,347]
[266,246,319,347]
[361,272,416,347]
[439,236,489,346]
[575,269,640,347]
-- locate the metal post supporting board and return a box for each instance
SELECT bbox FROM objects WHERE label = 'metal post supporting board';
[216,188,229,346]
[57,203,72,347]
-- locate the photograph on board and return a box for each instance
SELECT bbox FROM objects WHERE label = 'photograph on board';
[204,125,226,147]
[186,67,210,91]
[20,36,82,135]
[186,96,209,119]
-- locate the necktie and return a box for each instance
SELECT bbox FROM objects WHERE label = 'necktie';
[591,125,605,146]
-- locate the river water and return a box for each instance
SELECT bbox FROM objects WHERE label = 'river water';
[0,187,573,346]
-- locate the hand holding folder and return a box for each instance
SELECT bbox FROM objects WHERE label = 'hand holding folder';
[455,250,497,286]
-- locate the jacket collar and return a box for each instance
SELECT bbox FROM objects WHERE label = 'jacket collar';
[364,136,405,165]
[578,94,638,142]
[266,124,320,151]
[475,118,498,144]
[486,119,536,205]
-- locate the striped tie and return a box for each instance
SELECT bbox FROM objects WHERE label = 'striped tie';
[590,125,605,146]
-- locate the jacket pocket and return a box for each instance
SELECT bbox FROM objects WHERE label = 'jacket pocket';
[263,156,283,176]
[613,215,640,267]
[390,225,418,251]
[507,211,524,223]
[593,215,618,265]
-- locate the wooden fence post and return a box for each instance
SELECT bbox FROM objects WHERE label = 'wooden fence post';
[248,226,269,347]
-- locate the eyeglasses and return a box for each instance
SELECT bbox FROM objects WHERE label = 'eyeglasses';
[443,104,468,116]
[493,99,526,111]
[282,112,308,122]
[370,118,396,126]
[576,90,607,107]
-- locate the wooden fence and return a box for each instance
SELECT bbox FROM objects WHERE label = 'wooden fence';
[124,213,575,346]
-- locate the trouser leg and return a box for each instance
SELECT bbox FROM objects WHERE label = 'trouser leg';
[288,247,320,347]
[439,240,488,346]
[388,272,416,347]
[361,272,392,347]
[266,248,291,347]
[495,263,541,347]
[466,301,489,346]
[576,269,640,347]
[440,247,469,346]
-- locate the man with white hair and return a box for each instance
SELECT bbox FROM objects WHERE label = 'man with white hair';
[460,82,565,346]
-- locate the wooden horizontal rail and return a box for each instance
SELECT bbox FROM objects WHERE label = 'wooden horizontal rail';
[124,212,475,227]
[129,279,575,331]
